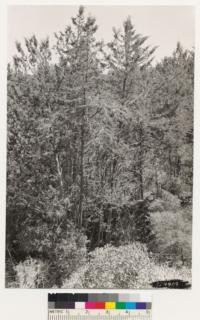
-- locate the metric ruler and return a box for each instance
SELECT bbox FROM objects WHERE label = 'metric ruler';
[48,309,152,320]
[48,294,152,320]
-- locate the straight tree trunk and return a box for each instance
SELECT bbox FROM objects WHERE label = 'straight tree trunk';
[138,124,144,199]
[79,94,85,228]
[139,157,144,199]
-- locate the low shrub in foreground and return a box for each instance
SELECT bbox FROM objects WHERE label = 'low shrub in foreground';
[14,257,49,288]
[63,243,191,289]
[150,209,192,267]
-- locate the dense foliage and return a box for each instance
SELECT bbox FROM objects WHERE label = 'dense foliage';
[63,243,191,289]
[6,6,193,288]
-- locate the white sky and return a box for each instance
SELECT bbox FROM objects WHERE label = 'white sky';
[7,5,195,64]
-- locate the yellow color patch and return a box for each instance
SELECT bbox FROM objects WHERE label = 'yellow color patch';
[105,302,116,309]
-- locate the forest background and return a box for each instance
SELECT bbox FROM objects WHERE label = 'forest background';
[6,6,194,288]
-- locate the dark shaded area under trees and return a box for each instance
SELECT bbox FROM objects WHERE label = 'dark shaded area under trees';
[6,6,193,288]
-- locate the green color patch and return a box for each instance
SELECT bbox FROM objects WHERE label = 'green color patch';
[116,302,126,309]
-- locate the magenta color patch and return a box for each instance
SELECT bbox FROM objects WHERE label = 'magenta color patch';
[85,302,96,309]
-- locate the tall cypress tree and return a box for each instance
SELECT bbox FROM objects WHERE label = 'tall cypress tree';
[105,17,156,200]
[106,17,156,102]
[54,6,101,227]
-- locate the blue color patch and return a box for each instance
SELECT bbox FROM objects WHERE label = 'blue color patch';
[136,302,146,309]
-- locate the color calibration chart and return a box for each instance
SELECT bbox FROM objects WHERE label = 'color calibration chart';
[48,293,152,320]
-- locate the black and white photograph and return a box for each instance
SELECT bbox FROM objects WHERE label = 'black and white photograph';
[6,5,194,289]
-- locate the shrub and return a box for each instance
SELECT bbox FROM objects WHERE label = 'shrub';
[63,243,192,289]
[150,209,192,267]
[150,264,191,284]
[149,198,165,212]
[14,257,49,288]
[160,190,181,211]
[63,243,154,289]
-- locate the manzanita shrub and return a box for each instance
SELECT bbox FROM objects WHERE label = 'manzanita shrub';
[64,243,153,288]
[63,242,191,289]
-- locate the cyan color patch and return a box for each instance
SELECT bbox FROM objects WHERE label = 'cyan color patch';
[125,302,136,309]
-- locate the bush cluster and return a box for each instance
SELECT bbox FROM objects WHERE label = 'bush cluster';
[149,208,192,267]
[63,242,191,289]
